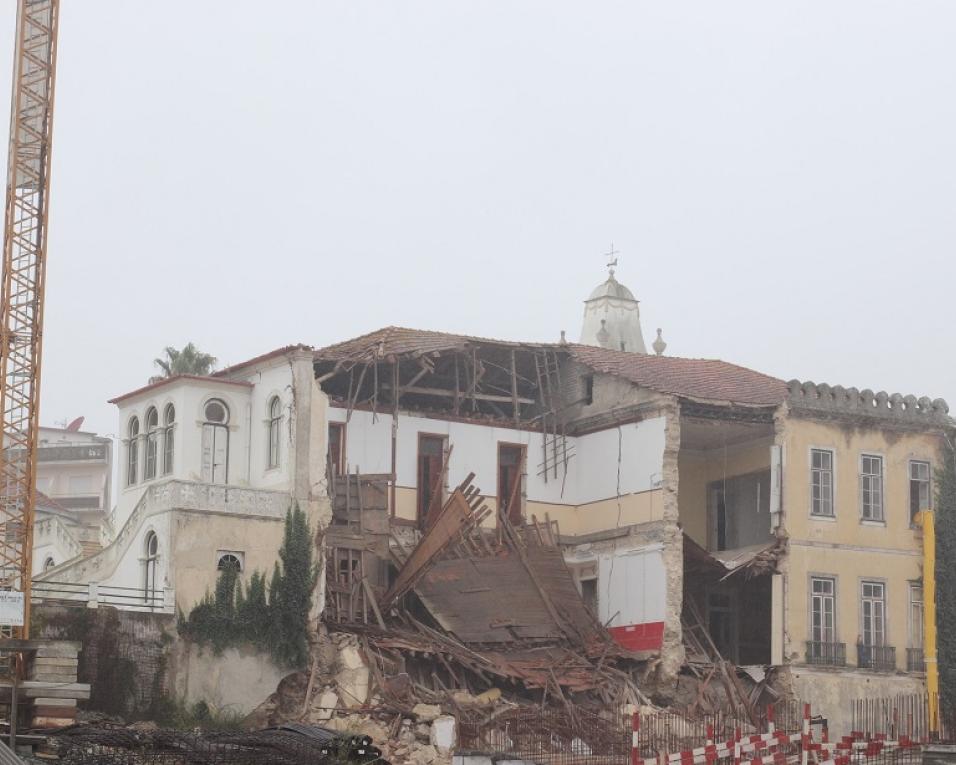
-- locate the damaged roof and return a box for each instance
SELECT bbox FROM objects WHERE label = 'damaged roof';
[313,326,541,362]
[566,344,787,407]
[314,326,788,407]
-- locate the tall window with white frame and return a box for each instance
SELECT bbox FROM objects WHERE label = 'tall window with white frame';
[144,407,159,480]
[810,449,834,517]
[808,576,841,665]
[909,582,925,672]
[859,580,889,670]
[126,416,140,486]
[143,531,159,605]
[267,396,281,470]
[162,404,175,475]
[201,399,230,484]
[860,454,884,522]
[909,461,931,524]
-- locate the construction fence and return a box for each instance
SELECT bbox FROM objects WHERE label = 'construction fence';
[458,701,927,765]
[850,692,956,744]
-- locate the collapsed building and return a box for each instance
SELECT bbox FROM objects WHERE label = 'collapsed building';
[33,265,954,736]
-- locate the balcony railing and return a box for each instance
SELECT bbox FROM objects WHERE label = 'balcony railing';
[31,580,174,614]
[906,646,925,673]
[857,642,896,671]
[805,640,846,666]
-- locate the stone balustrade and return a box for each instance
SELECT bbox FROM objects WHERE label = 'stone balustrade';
[787,379,951,424]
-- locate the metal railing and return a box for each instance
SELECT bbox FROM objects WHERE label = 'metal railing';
[857,642,896,672]
[851,693,956,743]
[906,647,925,673]
[31,580,173,613]
[458,705,630,765]
[805,640,846,666]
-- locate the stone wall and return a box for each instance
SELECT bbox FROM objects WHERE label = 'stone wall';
[168,642,287,717]
[34,604,175,718]
[787,666,926,737]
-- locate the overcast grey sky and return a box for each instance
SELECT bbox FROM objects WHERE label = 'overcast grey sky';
[2,1,954,439]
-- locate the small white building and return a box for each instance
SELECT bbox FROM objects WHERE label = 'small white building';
[32,424,113,574]
[37,345,331,614]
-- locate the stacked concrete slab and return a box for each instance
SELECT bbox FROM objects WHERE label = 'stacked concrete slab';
[28,641,82,728]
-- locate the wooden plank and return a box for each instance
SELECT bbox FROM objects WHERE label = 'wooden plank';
[32,698,76,707]
[28,674,77,684]
[1,640,80,654]
[382,384,535,405]
[381,488,476,608]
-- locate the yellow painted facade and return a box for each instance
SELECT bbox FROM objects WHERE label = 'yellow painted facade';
[778,416,943,672]
[392,485,664,535]
[678,441,773,548]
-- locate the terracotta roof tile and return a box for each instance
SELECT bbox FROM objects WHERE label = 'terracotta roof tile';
[314,326,787,407]
[313,326,546,362]
[567,344,787,406]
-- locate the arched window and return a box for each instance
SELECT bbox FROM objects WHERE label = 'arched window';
[126,417,140,486]
[144,407,159,480]
[217,552,243,572]
[162,404,175,475]
[43,556,55,572]
[201,399,229,484]
[143,531,159,604]
[267,396,281,469]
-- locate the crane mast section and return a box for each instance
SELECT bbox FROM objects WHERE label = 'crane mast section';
[0,0,60,638]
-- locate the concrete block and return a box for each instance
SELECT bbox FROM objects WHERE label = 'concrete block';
[33,698,76,707]
[29,673,78,684]
[430,715,456,752]
[412,703,442,722]
[35,645,79,659]
[30,657,80,667]
[453,757,492,765]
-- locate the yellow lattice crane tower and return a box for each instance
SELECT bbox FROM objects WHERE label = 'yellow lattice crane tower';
[0,0,60,640]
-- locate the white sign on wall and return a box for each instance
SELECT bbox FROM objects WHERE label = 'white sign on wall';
[0,590,25,626]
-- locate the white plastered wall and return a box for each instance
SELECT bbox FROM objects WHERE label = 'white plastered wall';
[328,407,666,507]
[113,372,301,532]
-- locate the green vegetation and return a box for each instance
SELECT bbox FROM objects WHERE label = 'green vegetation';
[151,696,246,732]
[179,504,318,669]
[153,343,218,377]
[935,439,956,707]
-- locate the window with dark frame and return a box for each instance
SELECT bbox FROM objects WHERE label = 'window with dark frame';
[910,460,931,523]
[417,435,446,528]
[328,422,346,477]
[498,443,525,525]
[217,552,243,572]
[580,578,598,615]
[810,449,834,517]
[860,454,884,521]
[582,375,594,406]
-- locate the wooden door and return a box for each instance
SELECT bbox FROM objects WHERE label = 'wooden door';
[328,422,345,477]
[498,444,525,525]
[417,435,445,527]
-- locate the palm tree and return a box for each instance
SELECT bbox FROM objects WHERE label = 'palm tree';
[153,343,218,378]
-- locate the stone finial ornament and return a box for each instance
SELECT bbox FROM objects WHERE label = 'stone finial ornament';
[596,319,610,349]
[652,329,667,356]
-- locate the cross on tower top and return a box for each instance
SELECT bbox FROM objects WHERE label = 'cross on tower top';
[605,243,619,278]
